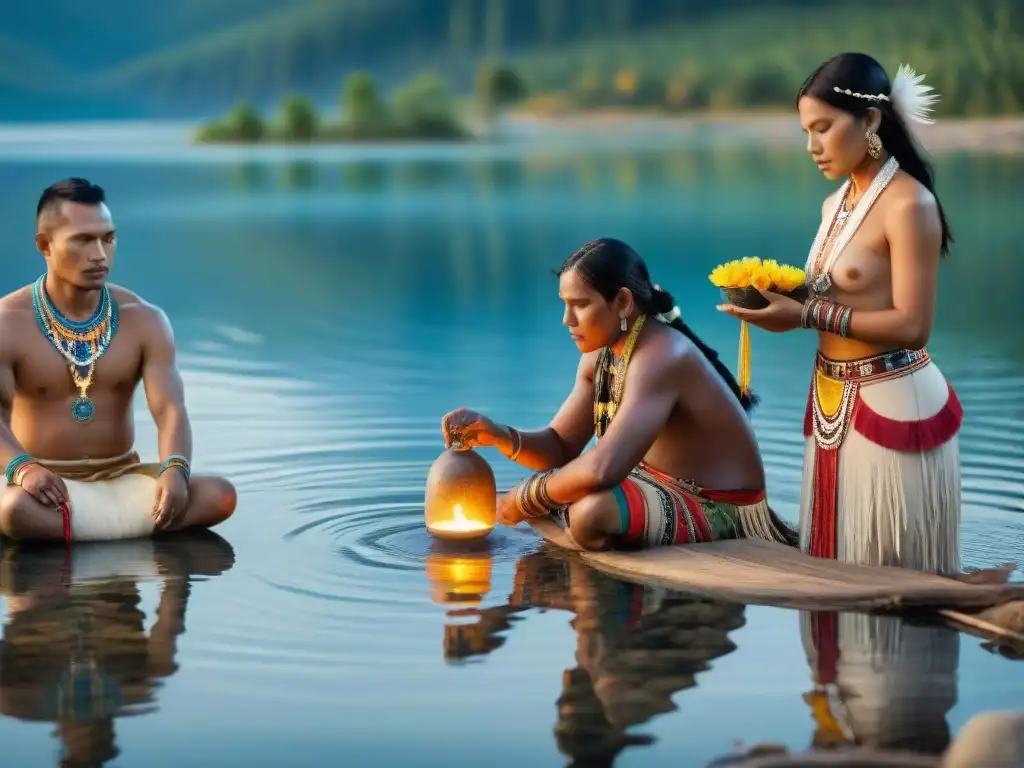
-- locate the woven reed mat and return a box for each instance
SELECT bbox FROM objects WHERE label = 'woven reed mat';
[528,519,1024,621]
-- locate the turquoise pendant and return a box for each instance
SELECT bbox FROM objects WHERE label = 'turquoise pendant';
[71,397,94,423]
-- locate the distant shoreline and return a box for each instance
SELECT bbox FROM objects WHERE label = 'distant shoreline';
[0,111,1022,156]
[499,109,1024,155]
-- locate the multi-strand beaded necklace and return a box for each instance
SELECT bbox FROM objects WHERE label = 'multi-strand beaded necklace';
[593,314,646,438]
[805,155,900,296]
[32,275,119,423]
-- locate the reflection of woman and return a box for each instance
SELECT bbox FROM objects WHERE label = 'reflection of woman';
[504,549,746,766]
[800,611,958,756]
[708,611,959,766]
[722,53,962,574]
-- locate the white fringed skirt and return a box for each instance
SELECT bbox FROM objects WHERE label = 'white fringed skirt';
[797,350,963,576]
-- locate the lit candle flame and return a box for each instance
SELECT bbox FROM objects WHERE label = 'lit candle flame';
[430,503,489,533]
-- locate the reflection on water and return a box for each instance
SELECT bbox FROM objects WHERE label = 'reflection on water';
[0,143,1021,765]
[426,540,496,610]
[800,612,957,755]
[708,611,963,766]
[0,532,234,765]
[442,547,747,765]
[278,160,317,191]
[437,547,969,767]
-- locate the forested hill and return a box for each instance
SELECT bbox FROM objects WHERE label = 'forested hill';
[1,0,1020,121]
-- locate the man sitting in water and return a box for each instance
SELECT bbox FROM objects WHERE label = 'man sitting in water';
[0,178,237,541]
[442,238,796,551]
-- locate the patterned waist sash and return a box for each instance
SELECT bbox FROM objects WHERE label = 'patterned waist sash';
[637,462,765,506]
[619,462,796,547]
[36,450,156,482]
[815,348,930,383]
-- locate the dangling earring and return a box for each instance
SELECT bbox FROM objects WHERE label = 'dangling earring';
[866,129,883,160]
[620,317,628,332]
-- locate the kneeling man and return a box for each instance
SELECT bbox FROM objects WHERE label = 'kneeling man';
[0,178,237,541]
[442,238,796,551]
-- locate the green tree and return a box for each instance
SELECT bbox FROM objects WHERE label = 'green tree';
[475,62,528,117]
[393,72,465,138]
[224,100,265,141]
[342,72,385,136]
[278,95,318,141]
[194,99,265,143]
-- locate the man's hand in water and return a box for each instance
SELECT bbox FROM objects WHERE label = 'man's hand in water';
[153,469,190,531]
[17,464,70,510]
[441,407,504,450]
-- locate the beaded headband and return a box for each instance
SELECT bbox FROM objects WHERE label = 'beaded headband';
[833,87,889,102]
[832,63,938,135]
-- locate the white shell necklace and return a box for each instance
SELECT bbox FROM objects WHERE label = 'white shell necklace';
[805,156,899,296]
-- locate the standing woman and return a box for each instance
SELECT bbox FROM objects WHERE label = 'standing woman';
[720,53,963,574]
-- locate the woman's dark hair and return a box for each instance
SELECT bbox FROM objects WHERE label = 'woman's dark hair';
[558,238,757,411]
[797,52,953,257]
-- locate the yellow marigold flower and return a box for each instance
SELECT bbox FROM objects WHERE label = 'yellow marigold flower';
[708,257,806,291]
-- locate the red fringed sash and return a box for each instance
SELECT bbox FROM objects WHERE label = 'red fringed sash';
[852,382,963,452]
[802,381,963,561]
[810,447,841,559]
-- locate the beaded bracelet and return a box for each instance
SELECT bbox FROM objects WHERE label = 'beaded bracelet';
[5,453,34,485]
[801,298,853,338]
[507,426,523,462]
[160,454,191,482]
[516,470,556,519]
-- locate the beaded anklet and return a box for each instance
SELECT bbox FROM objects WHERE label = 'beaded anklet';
[801,297,853,338]
[160,454,191,482]
[516,470,556,519]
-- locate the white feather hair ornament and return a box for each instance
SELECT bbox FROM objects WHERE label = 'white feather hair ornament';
[889,63,939,127]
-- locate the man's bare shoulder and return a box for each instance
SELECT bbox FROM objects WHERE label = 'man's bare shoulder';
[109,283,146,311]
[0,286,39,339]
[577,350,601,382]
[0,284,35,313]
[632,324,700,382]
[111,285,172,332]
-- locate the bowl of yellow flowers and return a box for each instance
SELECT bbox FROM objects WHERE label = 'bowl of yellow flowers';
[708,258,808,397]
[710,257,808,310]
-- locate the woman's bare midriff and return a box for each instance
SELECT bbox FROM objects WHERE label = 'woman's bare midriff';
[817,332,890,362]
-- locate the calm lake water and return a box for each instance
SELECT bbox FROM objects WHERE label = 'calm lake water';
[0,133,1022,767]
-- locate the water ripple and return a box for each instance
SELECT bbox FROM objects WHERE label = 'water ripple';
[120,286,1024,689]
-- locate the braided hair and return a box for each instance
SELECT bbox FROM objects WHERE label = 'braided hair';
[558,238,758,411]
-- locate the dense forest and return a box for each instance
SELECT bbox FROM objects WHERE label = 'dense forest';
[1,0,1020,121]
